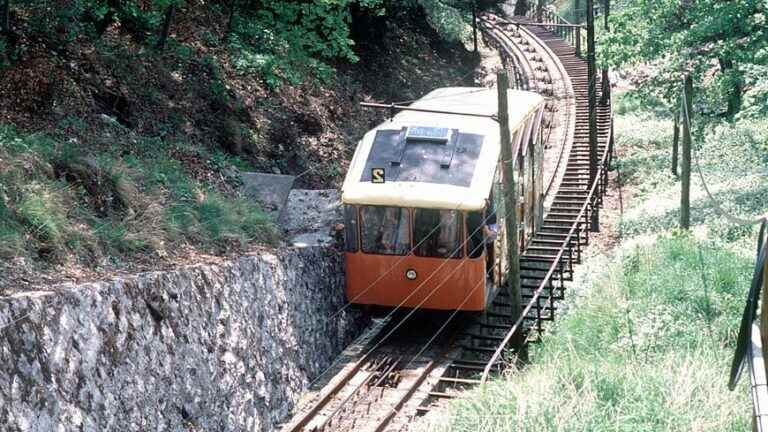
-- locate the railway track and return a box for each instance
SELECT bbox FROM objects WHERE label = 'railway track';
[281,10,613,432]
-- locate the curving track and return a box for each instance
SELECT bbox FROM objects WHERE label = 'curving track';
[280,10,614,432]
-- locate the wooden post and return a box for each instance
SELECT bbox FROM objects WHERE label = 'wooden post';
[672,109,680,176]
[497,71,522,328]
[472,1,478,53]
[680,75,693,230]
[587,0,599,232]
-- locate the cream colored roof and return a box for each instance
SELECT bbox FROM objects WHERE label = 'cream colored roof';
[342,87,545,211]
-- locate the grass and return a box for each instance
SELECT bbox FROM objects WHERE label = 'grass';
[428,235,752,431]
[429,92,764,431]
[614,93,768,244]
[0,123,278,265]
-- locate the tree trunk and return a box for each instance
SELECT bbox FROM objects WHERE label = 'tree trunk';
[672,109,679,176]
[1,0,9,34]
[225,0,237,40]
[471,2,478,52]
[574,0,581,23]
[599,0,610,104]
[761,245,768,381]
[513,0,528,16]
[719,58,743,118]
[156,4,176,50]
[680,75,693,230]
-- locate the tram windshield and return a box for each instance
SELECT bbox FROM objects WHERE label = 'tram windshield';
[414,209,462,258]
[360,206,410,255]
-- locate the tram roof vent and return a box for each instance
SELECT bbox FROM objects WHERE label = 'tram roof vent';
[404,126,451,144]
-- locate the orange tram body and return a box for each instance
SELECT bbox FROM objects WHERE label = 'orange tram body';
[341,88,547,311]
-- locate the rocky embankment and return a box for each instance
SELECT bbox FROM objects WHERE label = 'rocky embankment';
[0,245,367,432]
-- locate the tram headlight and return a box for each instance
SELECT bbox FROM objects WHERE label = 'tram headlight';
[405,269,418,280]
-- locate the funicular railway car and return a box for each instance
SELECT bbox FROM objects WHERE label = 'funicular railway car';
[341,87,546,311]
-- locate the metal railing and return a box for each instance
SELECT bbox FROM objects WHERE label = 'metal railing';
[479,14,576,205]
[481,110,613,383]
[525,7,587,58]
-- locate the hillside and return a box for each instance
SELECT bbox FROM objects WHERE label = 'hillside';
[424,93,767,431]
[0,2,481,294]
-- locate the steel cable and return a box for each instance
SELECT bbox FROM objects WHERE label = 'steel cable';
[680,85,768,226]
[190,190,517,429]
[292,189,516,390]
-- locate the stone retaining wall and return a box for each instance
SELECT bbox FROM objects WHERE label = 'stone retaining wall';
[0,246,366,432]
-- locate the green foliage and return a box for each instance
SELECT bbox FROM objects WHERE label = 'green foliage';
[600,0,768,117]
[6,0,483,85]
[739,63,768,119]
[417,0,472,42]
[227,0,380,87]
[165,192,276,245]
[0,123,278,261]
[17,183,71,247]
[613,90,667,117]
[614,104,768,241]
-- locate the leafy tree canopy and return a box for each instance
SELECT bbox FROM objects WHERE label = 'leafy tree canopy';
[599,0,768,119]
[1,0,503,86]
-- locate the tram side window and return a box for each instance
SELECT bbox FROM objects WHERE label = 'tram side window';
[466,211,485,258]
[414,209,462,258]
[344,205,359,252]
[360,206,410,255]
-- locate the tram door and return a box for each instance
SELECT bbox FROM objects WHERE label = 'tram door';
[524,115,537,241]
[515,128,526,251]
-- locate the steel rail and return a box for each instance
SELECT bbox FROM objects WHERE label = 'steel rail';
[478,17,563,213]
[491,14,576,201]
[510,21,586,28]
[481,112,613,383]
[284,197,514,431]
[478,17,537,93]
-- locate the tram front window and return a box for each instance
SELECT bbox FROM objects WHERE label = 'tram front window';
[414,209,462,258]
[360,206,410,255]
